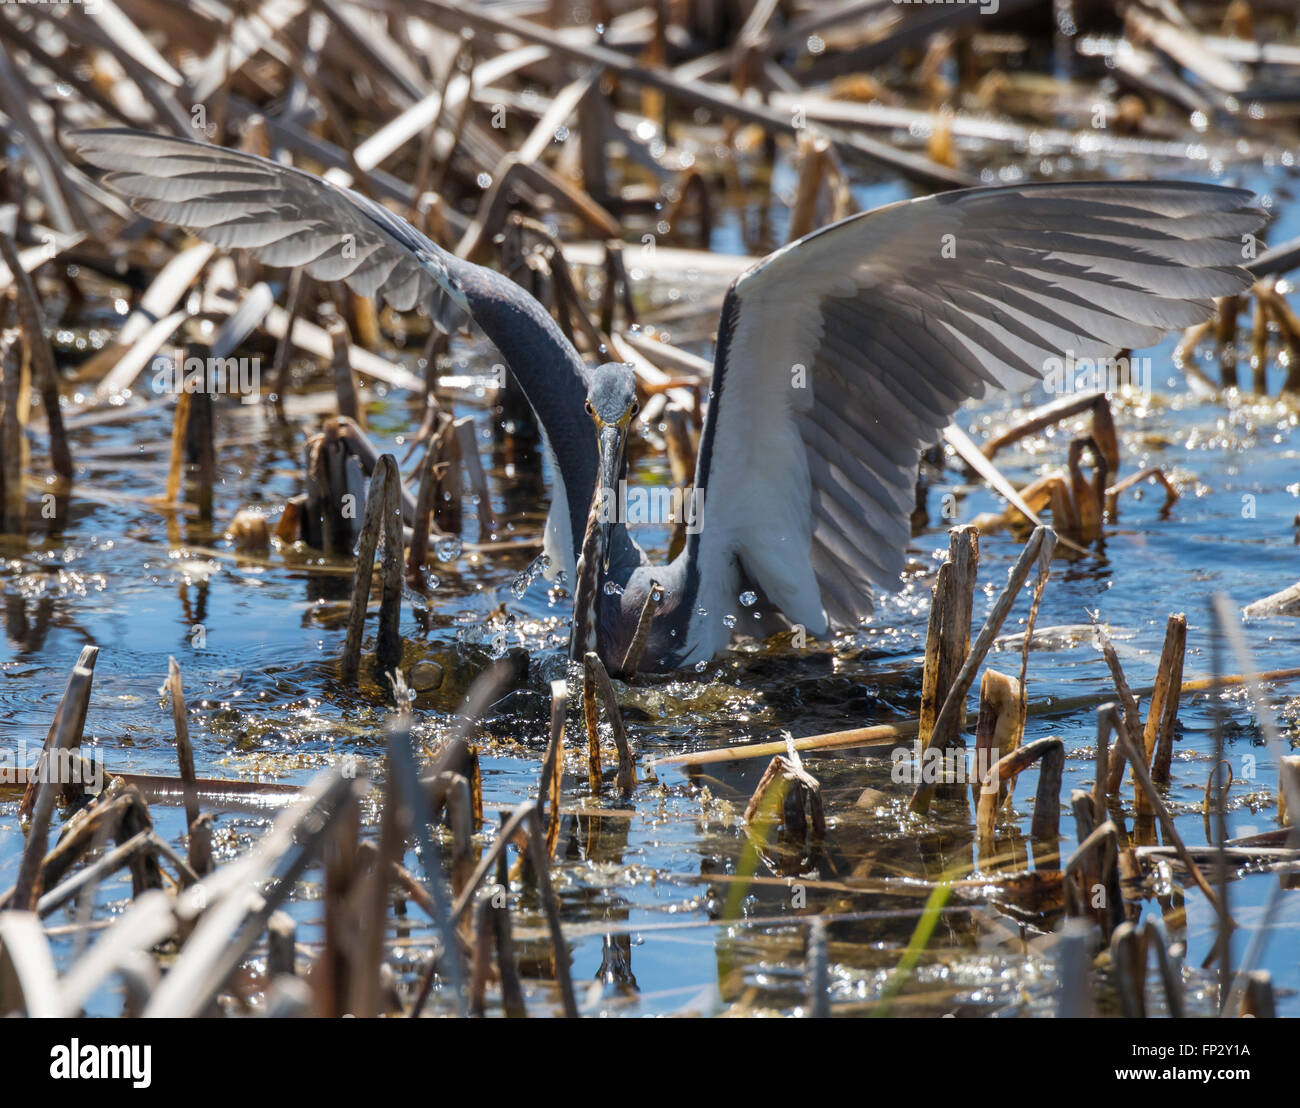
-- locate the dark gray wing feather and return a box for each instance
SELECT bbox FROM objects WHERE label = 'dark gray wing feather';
[691,182,1266,632]
[73,127,596,558]
[72,128,469,329]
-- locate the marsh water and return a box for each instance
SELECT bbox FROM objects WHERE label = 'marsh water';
[3,145,1300,1016]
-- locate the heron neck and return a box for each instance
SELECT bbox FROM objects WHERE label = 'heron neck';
[455,262,595,558]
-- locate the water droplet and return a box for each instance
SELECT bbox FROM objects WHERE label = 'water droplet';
[694,659,708,672]
[435,536,462,562]
[722,614,737,628]
[603,581,624,596]
[510,553,551,599]
[739,590,757,607]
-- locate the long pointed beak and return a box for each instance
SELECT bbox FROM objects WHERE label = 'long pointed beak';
[596,422,626,572]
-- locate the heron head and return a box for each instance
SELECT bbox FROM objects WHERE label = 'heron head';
[585,362,639,567]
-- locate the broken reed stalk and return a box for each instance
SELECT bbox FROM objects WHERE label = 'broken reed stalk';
[1146,613,1187,792]
[318,787,366,1017]
[743,739,826,852]
[187,814,213,878]
[266,909,296,977]
[19,644,98,818]
[1105,467,1179,521]
[1209,594,1300,1011]
[1,334,23,534]
[1092,706,1111,821]
[1067,436,1107,543]
[328,316,361,423]
[581,653,602,793]
[910,525,1056,814]
[454,415,496,534]
[470,889,525,1019]
[805,917,830,1019]
[409,804,533,1020]
[383,715,466,1018]
[142,768,365,1018]
[268,269,305,419]
[2,780,168,912]
[448,805,533,930]
[1209,595,1233,1004]
[13,648,98,909]
[1215,294,1240,389]
[971,668,1021,810]
[618,582,662,677]
[583,651,636,792]
[919,526,978,756]
[1109,920,1146,1018]
[0,232,71,485]
[982,392,1118,472]
[1237,971,1276,1018]
[406,413,449,583]
[166,656,200,834]
[376,465,404,680]
[434,415,463,536]
[975,736,1063,857]
[164,380,191,504]
[1145,919,1185,1019]
[540,679,566,863]
[787,130,832,243]
[524,806,579,1018]
[1250,285,1272,393]
[341,455,403,683]
[1064,808,1121,935]
[183,343,216,524]
[492,890,528,1017]
[1094,621,1148,798]
[33,829,152,918]
[1115,714,1223,916]
[1054,918,1096,1017]
[1282,756,1300,827]
[469,889,510,1017]
[429,772,475,897]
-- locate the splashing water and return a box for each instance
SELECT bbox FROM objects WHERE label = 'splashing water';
[511,553,551,599]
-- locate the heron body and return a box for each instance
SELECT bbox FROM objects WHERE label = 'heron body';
[74,129,1267,676]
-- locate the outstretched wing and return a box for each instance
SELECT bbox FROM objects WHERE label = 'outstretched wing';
[73,128,597,558]
[72,128,470,328]
[691,182,1265,633]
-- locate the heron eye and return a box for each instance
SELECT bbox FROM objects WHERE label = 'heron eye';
[584,400,593,415]
[630,402,640,416]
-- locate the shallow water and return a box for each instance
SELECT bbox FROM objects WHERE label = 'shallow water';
[3,146,1300,1016]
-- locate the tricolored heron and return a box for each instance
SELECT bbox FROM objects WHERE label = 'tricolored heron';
[74,129,1265,675]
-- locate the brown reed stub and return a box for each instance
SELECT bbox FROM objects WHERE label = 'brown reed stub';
[919,525,978,756]
[341,455,405,684]
[0,332,24,536]
[0,232,71,489]
[911,525,1056,815]
[976,736,1063,859]
[971,668,1022,810]
[744,738,826,869]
